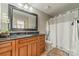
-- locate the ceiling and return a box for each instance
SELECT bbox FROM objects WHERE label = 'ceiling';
[29,3,79,17]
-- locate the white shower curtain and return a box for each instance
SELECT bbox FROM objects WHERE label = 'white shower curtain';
[70,19,79,56]
[46,17,79,55]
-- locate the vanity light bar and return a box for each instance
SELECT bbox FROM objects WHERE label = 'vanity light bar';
[29,7,33,11]
[17,3,24,7]
[17,3,33,11]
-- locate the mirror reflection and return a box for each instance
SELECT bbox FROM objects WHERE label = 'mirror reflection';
[12,9,37,29]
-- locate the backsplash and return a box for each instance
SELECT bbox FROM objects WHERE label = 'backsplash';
[10,31,39,36]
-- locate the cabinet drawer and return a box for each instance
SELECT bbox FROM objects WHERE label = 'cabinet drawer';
[0,51,12,56]
[0,41,12,48]
[39,35,45,40]
[39,40,45,45]
[40,44,45,48]
[40,42,45,46]
[0,47,12,53]
[40,48,45,54]
[39,39,45,42]
[0,41,12,54]
[18,38,28,44]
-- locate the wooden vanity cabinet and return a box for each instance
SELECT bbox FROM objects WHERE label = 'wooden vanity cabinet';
[0,40,16,56]
[0,34,45,56]
[37,35,45,55]
[28,37,37,56]
[15,36,37,56]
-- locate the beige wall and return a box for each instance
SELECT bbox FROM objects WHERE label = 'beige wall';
[0,4,9,32]
[0,4,1,30]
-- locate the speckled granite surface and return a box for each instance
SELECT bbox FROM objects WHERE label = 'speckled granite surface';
[0,34,44,42]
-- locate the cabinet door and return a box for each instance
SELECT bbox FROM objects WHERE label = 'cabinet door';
[27,37,37,56]
[18,45,28,56]
[28,44,32,56]
[37,35,45,55]
[15,39,28,56]
[0,51,13,56]
[36,42,40,56]
[0,40,16,56]
[31,42,37,56]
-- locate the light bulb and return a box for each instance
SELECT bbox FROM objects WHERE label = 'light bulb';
[17,3,23,7]
[24,4,29,9]
[29,7,33,11]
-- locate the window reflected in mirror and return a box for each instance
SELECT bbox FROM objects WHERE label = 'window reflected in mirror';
[12,8,37,29]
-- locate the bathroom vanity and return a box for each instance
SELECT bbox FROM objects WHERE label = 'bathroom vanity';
[0,4,45,56]
[0,34,45,56]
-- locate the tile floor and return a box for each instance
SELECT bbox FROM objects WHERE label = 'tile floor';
[41,51,48,56]
[41,48,69,56]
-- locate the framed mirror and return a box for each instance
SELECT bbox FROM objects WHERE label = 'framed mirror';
[8,4,38,31]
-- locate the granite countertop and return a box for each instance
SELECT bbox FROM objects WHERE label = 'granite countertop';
[0,34,45,42]
[0,34,36,42]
